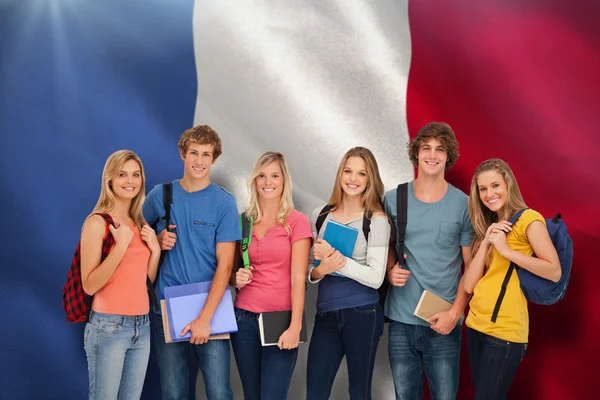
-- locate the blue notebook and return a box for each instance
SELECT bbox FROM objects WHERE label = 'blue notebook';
[315,220,359,276]
[164,282,238,342]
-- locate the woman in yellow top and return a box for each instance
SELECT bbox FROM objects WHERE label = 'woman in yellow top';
[464,158,561,400]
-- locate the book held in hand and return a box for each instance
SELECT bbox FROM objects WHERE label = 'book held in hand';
[258,310,308,347]
[316,220,359,276]
[160,300,230,343]
[413,290,452,322]
[164,282,238,342]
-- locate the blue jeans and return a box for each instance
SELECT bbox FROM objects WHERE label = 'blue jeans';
[84,311,150,400]
[306,303,384,400]
[230,307,299,400]
[388,320,461,400]
[151,312,233,400]
[467,328,526,400]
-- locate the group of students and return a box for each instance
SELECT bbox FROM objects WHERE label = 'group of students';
[78,122,561,400]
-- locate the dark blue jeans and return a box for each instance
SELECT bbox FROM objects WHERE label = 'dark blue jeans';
[388,320,462,400]
[467,328,527,400]
[151,312,233,400]
[230,307,299,400]
[306,303,384,400]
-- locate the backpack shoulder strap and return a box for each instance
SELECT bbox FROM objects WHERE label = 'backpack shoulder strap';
[508,208,528,225]
[491,263,517,323]
[362,209,373,242]
[162,182,173,230]
[490,208,529,322]
[315,205,333,236]
[396,183,408,265]
[240,212,253,269]
[92,213,115,243]
[149,182,173,313]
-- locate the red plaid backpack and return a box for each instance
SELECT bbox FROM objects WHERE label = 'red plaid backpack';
[62,213,115,322]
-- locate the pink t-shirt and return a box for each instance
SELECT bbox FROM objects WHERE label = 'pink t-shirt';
[235,210,312,313]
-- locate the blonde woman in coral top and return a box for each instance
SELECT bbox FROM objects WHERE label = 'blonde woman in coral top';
[79,150,160,400]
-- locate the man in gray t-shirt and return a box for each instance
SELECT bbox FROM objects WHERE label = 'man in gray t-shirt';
[383,122,474,400]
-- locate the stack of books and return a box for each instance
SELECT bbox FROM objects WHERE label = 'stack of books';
[161,281,238,343]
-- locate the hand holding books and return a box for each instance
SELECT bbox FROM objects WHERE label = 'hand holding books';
[314,239,334,260]
[319,249,346,275]
[181,316,211,345]
[278,326,302,350]
[427,309,459,335]
[413,290,458,335]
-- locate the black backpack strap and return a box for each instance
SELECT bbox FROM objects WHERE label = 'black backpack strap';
[362,209,372,242]
[240,212,253,269]
[149,182,173,312]
[379,183,408,316]
[491,263,516,323]
[396,183,408,265]
[162,182,173,228]
[315,205,333,236]
[490,208,527,322]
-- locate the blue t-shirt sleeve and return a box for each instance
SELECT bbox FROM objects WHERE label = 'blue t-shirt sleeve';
[383,190,395,218]
[143,184,163,228]
[460,203,475,247]
[216,195,241,243]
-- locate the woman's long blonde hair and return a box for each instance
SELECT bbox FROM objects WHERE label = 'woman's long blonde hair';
[468,158,527,256]
[90,150,147,229]
[245,152,294,233]
[326,147,385,215]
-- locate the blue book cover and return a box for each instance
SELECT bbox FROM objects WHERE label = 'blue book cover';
[315,220,359,276]
[164,282,238,341]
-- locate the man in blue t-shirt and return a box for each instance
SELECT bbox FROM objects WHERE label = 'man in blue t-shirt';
[384,122,474,400]
[143,125,240,400]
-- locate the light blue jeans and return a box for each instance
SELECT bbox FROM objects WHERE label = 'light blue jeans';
[84,311,150,400]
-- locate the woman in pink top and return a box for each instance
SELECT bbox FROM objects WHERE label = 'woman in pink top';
[80,150,160,400]
[230,152,312,400]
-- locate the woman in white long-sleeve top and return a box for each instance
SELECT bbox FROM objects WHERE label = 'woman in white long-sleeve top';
[306,146,391,400]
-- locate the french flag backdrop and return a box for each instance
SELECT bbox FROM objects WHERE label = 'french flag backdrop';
[1,1,598,399]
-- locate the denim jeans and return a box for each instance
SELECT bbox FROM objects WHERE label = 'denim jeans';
[306,303,384,400]
[388,320,461,400]
[84,311,150,400]
[230,307,299,400]
[151,312,233,400]
[467,328,526,400]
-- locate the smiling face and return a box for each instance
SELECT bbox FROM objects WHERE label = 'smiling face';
[340,156,368,198]
[417,138,447,177]
[255,160,284,201]
[181,142,214,183]
[477,170,508,214]
[111,159,142,201]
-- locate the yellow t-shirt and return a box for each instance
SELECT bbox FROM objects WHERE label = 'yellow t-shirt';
[466,209,545,343]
